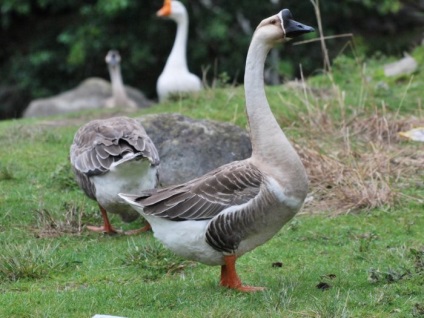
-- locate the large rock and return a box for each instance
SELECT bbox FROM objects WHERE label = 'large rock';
[138,113,252,186]
[23,78,152,118]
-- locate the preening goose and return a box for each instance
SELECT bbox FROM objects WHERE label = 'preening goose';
[120,9,313,291]
[105,50,137,109]
[156,0,202,102]
[70,116,160,235]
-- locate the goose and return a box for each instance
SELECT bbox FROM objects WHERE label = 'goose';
[70,116,160,235]
[105,50,138,109]
[156,0,202,102]
[120,9,313,291]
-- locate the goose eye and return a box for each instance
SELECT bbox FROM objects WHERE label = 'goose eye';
[270,19,277,25]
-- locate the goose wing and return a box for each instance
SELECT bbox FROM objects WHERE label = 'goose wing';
[70,116,159,177]
[130,160,262,221]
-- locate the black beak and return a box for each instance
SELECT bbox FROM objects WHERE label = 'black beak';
[285,20,314,38]
[281,9,314,38]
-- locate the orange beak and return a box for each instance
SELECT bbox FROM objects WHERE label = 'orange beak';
[157,0,171,17]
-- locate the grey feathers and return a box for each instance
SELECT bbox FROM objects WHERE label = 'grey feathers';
[133,160,262,221]
[70,116,160,199]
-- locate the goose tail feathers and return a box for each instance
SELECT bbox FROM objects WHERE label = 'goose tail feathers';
[118,193,143,207]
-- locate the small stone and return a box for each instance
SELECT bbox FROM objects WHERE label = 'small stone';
[384,54,418,77]
[272,262,283,267]
[316,282,331,290]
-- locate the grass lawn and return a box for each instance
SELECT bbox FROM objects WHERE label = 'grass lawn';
[0,53,423,317]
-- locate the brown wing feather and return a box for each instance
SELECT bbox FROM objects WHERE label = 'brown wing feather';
[71,166,97,200]
[70,116,160,177]
[134,160,262,221]
[70,116,160,198]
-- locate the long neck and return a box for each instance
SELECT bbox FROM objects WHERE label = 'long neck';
[164,14,189,71]
[245,35,299,167]
[108,65,128,104]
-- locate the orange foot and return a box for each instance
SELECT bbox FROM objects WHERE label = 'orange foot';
[86,225,119,235]
[87,205,152,236]
[122,223,152,236]
[220,255,265,292]
[234,285,266,292]
[86,224,151,236]
[86,204,119,235]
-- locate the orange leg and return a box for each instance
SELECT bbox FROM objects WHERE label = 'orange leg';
[220,255,265,292]
[87,204,151,235]
[86,204,118,234]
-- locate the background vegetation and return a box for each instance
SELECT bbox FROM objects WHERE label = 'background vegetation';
[0,0,423,118]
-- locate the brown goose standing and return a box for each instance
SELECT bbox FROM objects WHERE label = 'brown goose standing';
[70,116,160,235]
[120,9,313,290]
[105,50,138,109]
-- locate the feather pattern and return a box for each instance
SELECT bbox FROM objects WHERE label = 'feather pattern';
[205,179,281,253]
[71,116,159,179]
[70,116,160,224]
[136,160,262,221]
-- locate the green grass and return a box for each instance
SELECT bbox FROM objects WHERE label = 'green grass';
[0,210,422,317]
[0,53,423,317]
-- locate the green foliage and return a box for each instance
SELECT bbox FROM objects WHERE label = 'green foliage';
[412,45,424,65]
[0,0,31,28]
[95,0,134,16]
[349,0,401,14]
[50,162,79,191]
[309,52,421,114]
[278,60,295,79]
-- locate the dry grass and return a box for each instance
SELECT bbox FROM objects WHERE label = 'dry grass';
[295,110,423,214]
[348,113,423,143]
[296,87,420,212]
[296,143,393,214]
[290,50,422,214]
[34,203,84,238]
[289,0,423,214]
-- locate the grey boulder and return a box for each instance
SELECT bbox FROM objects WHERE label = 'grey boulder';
[138,113,252,186]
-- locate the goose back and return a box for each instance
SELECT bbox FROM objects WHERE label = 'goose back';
[70,116,160,201]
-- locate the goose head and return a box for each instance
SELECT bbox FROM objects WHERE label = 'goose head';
[157,0,187,22]
[255,9,314,46]
[105,50,121,70]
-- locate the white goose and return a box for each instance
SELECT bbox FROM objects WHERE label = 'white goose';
[156,0,202,102]
[105,50,137,109]
[70,116,160,235]
[120,9,313,290]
